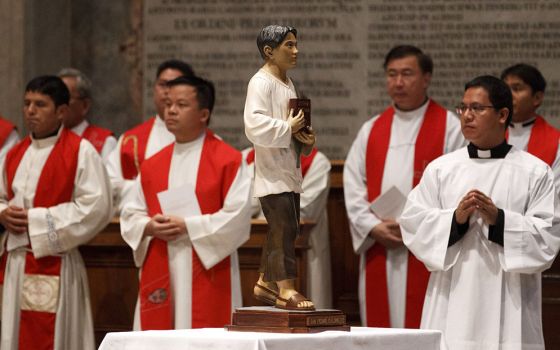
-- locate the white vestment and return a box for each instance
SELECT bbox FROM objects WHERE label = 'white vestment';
[0,130,113,350]
[244,69,302,197]
[243,148,333,309]
[71,119,118,163]
[106,115,174,213]
[121,132,251,329]
[300,151,332,309]
[343,100,465,327]
[0,129,19,166]
[400,146,560,350]
[508,120,560,191]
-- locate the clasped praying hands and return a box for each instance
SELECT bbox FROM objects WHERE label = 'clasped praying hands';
[144,213,187,241]
[456,189,498,225]
[369,218,403,249]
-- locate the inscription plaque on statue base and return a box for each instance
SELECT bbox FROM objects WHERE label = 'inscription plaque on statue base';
[226,306,350,333]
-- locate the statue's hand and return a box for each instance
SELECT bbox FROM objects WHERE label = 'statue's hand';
[294,128,315,146]
[287,108,305,134]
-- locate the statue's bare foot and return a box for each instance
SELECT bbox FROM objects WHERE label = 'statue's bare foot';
[253,275,279,306]
[276,288,315,310]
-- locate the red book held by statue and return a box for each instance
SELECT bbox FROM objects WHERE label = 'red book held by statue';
[289,98,311,130]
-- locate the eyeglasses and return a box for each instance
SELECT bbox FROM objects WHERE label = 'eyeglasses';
[69,95,86,103]
[455,104,496,116]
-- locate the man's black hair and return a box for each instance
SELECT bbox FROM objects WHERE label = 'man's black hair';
[465,75,513,127]
[501,63,546,94]
[383,45,433,74]
[156,59,195,79]
[25,75,70,107]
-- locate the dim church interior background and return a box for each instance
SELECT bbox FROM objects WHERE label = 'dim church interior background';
[1,0,560,159]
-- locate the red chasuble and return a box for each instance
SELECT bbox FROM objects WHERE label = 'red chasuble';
[120,117,156,179]
[5,128,81,350]
[365,100,447,328]
[139,130,241,330]
[0,116,16,148]
[246,147,318,178]
[506,115,560,166]
[81,124,114,153]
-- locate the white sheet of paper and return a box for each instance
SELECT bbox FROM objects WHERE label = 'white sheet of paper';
[370,185,407,220]
[6,193,30,251]
[157,183,201,218]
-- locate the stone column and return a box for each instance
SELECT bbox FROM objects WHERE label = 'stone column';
[0,0,25,130]
[0,0,71,133]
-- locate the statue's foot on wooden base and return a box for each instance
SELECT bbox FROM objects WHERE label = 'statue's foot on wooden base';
[253,282,279,306]
[276,291,315,311]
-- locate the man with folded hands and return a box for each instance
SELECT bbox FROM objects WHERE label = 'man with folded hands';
[0,75,112,350]
[343,45,465,328]
[121,75,251,330]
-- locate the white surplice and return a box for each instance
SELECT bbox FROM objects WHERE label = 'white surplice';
[0,130,113,350]
[343,100,465,327]
[121,132,252,329]
[107,116,175,214]
[299,151,332,309]
[400,146,560,350]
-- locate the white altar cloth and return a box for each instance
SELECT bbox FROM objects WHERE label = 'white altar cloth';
[98,327,442,350]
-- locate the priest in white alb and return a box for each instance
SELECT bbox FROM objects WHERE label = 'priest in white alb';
[401,75,560,350]
[121,75,251,330]
[58,68,117,162]
[344,45,465,328]
[0,76,112,350]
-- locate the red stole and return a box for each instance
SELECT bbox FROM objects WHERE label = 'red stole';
[0,116,15,148]
[246,147,318,178]
[5,128,80,350]
[506,115,560,166]
[365,100,446,328]
[246,149,255,164]
[120,117,156,179]
[82,124,114,153]
[139,130,241,330]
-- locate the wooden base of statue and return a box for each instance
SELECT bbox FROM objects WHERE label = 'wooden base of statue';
[226,306,350,333]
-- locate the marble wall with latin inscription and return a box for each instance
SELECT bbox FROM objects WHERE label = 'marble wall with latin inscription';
[2,1,559,159]
[144,0,560,159]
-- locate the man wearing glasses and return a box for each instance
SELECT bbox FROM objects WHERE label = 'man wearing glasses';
[58,68,117,163]
[400,75,560,349]
[343,45,464,328]
[501,64,560,191]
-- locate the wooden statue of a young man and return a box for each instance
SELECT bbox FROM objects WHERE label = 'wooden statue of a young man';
[244,24,316,310]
